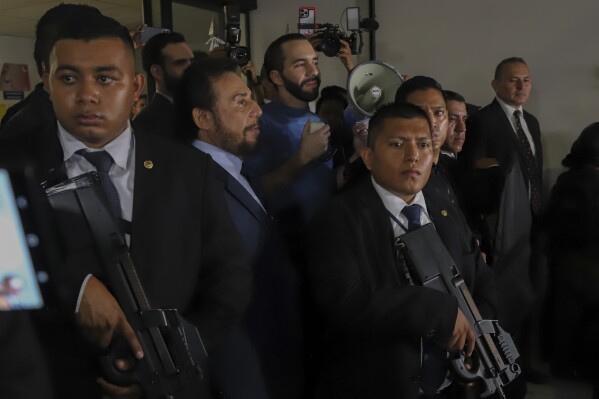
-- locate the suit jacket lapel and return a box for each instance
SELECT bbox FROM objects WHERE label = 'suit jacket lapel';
[37,126,67,185]
[130,130,157,255]
[357,179,398,279]
[213,162,270,227]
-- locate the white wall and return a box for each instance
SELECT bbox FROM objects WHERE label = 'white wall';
[373,0,599,185]
[0,36,39,119]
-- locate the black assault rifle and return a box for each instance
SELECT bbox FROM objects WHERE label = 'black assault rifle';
[45,172,207,399]
[394,223,520,399]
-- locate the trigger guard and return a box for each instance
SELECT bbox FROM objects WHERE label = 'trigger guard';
[97,338,140,387]
[450,352,480,382]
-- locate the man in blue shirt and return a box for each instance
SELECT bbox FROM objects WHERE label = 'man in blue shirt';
[244,33,334,242]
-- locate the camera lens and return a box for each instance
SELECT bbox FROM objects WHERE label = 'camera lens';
[229,46,250,66]
[321,34,341,57]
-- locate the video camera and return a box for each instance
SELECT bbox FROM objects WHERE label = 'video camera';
[224,5,250,67]
[304,7,379,58]
[314,24,357,57]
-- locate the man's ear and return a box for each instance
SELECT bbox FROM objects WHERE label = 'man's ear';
[132,73,145,99]
[360,147,373,171]
[192,108,212,131]
[42,72,50,97]
[269,69,283,86]
[150,64,163,81]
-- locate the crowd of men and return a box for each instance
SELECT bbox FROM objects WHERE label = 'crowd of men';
[0,3,597,399]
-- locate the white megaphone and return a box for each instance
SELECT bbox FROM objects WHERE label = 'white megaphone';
[345,60,404,123]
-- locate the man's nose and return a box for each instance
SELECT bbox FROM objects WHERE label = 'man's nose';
[405,143,420,162]
[250,98,262,118]
[306,62,318,77]
[427,111,437,129]
[78,79,99,103]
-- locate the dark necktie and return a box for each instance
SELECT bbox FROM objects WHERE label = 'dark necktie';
[513,110,542,215]
[77,149,122,219]
[401,204,423,231]
[402,204,447,394]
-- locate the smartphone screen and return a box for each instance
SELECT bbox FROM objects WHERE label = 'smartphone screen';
[298,6,316,35]
[346,7,360,31]
[140,26,170,44]
[0,169,45,310]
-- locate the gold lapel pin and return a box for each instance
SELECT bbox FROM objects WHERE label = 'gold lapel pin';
[143,160,154,170]
[441,209,448,217]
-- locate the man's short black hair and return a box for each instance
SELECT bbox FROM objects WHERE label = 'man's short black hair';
[367,103,432,148]
[394,76,445,105]
[142,32,187,74]
[34,3,102,77]
[494,57,527,80]
[263,33,307,84]
[562,122,599,168]
[316,86,348,114]
[443,90,466,104]
[49,14,134,61]
[174,57,240,142]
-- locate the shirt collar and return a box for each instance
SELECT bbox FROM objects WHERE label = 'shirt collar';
[155,91,174,104]
[192,139,243,176]
[58,120,134,170]
[496,96,523,117]
[441,150,456,158]
[370,176,427,217]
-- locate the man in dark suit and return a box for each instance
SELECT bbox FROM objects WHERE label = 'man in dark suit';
[461,57,544,391]
[0,4,101,138]
[176,57,304,399]
[133,31,194,141]
[0,14,250,398]
[307,103,496,399]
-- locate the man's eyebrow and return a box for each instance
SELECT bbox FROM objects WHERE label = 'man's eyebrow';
[95,66,122,73]
[55,64,79,72]
[290,55,317,64]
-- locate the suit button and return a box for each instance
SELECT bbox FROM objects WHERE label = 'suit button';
[426,330,435,338]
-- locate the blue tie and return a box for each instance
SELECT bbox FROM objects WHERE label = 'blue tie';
[77,149,123,219]
[401,204,422,231]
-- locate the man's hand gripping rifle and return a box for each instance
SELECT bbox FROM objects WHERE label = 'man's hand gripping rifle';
[45,172,207,399]
[395,223,520,398]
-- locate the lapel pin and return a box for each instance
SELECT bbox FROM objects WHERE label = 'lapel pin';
[441,209,448,217]
[143,160,154,170]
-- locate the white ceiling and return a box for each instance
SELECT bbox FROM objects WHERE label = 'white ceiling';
[0,0,143,38]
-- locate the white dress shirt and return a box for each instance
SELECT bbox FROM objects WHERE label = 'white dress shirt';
[496,96,536,156]
[371,176,431,237]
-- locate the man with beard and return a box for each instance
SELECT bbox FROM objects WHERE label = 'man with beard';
[244,33,334,255]
[134,31,194,141]
[176,57,304,399]
[243,34,335,396]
